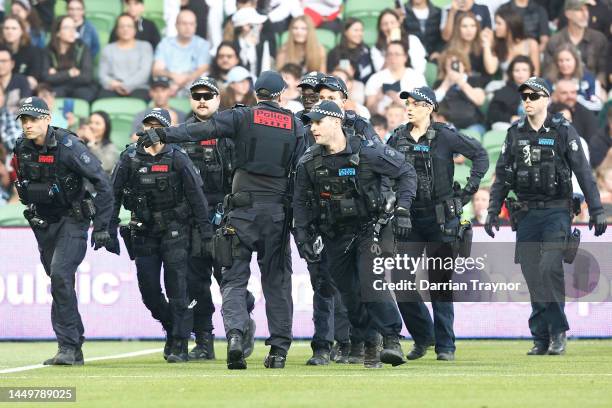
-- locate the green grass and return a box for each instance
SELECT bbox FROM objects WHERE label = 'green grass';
[1,340,611,407]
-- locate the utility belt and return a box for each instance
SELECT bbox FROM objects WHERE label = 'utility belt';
[223,191,284,210]
[411,196,463,223]
[24,198,95,229]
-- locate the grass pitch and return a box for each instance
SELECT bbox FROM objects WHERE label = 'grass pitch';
[0,340,611,408]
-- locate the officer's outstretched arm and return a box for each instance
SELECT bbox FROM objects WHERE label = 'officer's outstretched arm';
[177,152,213,238]
[566,126,603,214]
[371,145,417,209]
[487,136,512,215]
[65,140,114,232]
[164,109,238,144]
[450,131,489,187]
[108,151,131,233]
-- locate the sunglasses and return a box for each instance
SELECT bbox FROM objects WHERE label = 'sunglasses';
[520,92,547,101]
[191,92,216,101]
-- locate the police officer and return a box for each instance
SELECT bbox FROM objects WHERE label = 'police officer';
[293,101,417,368]
[296,71,324,125]
[12,97,114,365]
[138,70,306,370]
[485,77,607,356]
[109,108,212,363]
[181,76,256,361]
[387,87,489,361]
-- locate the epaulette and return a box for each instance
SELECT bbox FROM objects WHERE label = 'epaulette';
[551,112,570,128]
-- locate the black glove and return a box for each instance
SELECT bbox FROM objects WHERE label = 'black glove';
[392,207,412,240]
[484,213,499,238]
[92,230,112,250]
[137,128,166,147]
[460,180,479,206]
[589,212,607,237]
[106,236,121,255]
[297,240,321,263]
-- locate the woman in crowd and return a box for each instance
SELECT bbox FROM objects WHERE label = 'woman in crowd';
[219,66,256,110]
[1,15,42,89]
[207,41,240,83]
[41,16,97,102]
[371,8,427,75]
[10,0,46,48]
[434,49,488,136]
[230,7,275,78]
[445,11,497,79]
[545,43,606,112]
[487,55,535,130]
[79,111,119,175]
[98,13,153,100]
[327,18,376,83]
[66,0,100,58]
[402,0,444,59]
[365,40,426,115]
[275,15,326,74]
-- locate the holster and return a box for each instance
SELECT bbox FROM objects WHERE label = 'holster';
[23,208,48,229]
[119,225,135,260]
[563,228,581,264]
[505,198,525,232]
[212,225,235,268]
[456,220,473,258]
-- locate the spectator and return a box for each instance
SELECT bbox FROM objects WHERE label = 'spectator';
[260,0,304,34]
[302,0,343,32]
[544,0,608,87]
[545,42,606,112]
[10,0,46,48]
[446,11,497,78]
[0,45,31,114]
[487,55,535,130]
[434,49,488,135]
[365,41,427,115]
[41,16,97,102]
[385,102,408,134]
[587,105,612,169]
[98,13,153,100]
[330,65,368,113]
[153,9,210,97]
[370,113,388,142]
[557,0,611,38]
[403,0,444,59]
[372,8,427,75]
[78,111,119,175]
[207,41,240,83]
[66,0,100,58]
[230,7,274,78]
[471,188,490,225]
[327,18,376,83]
[502,0,550,51]
[552,78,599,143]
[0,86,21,152]
[440,0,492,42]
[490,5,540,76]
[279,63,304,113]
[219,66,256,110]
[276,16,326,74]
[1,15,42,89]
[131,76,186,135]
[111,0,161,49]
[35,83,79,131]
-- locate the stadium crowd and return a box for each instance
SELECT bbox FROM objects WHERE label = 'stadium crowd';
[0,0,611,224]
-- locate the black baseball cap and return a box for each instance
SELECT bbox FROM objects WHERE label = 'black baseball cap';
[190,76,220,94]
[399,86,438,111]
[150,76,170,88]
[518,77,551,97]
[16,96,50,119]
[298,71,324,89]
[142,108,171,127]
[254,70,287,98]
[315,75,348,98]
[305,100,344,122]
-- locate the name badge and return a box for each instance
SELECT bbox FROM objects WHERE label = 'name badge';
[338,168,356,177]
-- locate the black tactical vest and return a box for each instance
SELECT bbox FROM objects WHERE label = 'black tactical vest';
[234,104,296,177]
[182,138,231,197]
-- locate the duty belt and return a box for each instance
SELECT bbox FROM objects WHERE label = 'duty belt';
[520,199,571,210]
[411,206,435,217]
[224,191,284,209]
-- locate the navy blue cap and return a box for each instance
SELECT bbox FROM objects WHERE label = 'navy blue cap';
[305,100,344,122]
[298,71,324,89]
[518,77,551,97]
[315,75,348,98]
[399,86,438,111]
[190,76,220,94]
[142,108,171,127]
[16,96,50,119]
[254,70,287,98]
[150,76,170,88]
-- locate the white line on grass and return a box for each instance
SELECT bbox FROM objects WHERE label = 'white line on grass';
[0,348,163,375]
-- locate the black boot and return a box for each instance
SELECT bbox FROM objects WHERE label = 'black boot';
[364,338,382,369]
[548,332,567,355]
[242,317,256,358]
[407,343,431,360]
[227,330,246,369]
[163,335,172,361]
[306,348,330,366]
[348,342,364,364]
[189,332,215,360]
[527,342,549,356]
[380,336,406,366]
[264,346,287,369]
[334,342,350,364]
[43,346,79,366]
[167,338,189,363]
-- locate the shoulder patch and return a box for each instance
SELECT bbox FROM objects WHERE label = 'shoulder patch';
[79,151,91,164]
[384,146,397,157]
[62,135,73,148]
[569,139,579,152]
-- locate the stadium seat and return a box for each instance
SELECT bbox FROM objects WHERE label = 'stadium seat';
[85,0,122,18]
[88,12,117,35]
[430,0,452,8]
[344,11,379,46]
[482,130,507,150]
[453,164,471,184]
[460,128,482,141]
[168,98,192,115]
[92,97,147,117]
[54,0,67,17]
[343,0,396,16]
[110,114,137,149]
[56,98,90,120]
[279,29,338,51]
[0,203,28,227]
[425,62,438,87]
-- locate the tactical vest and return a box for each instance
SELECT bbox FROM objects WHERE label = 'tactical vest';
[15,134,82,208]
[304,137,382,231]
[182,139,231,196]
[234,105,296,177]
[507,116,573,199]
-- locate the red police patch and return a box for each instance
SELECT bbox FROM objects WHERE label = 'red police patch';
[38,155,54,163]
[253,110,293,130]
[151,164,169,172]
[200,140,217,146]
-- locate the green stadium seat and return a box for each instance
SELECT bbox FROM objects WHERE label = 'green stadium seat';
[54,0,67,17]
[85,0,122,18]
[88,12,117,34]
[460,128,482,141]
[92,97,147,117]
[168,98,192,115]
[343,0,396,16]
[0,203,28,227]
[315,29,338,51]
[110,114,137,149]
[482,130,507,150]
[144,0,164,14]
[425,62,438,87]
[56,98,90,120]
[344,11,379,46]
[453,164,471,185]
[430,0,451,8]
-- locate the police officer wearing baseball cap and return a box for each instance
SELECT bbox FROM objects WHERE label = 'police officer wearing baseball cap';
[12,97,114,365]
[486,77,606,356]
[109,107,212,363]
[138,70,306,370]
[294,100,418,369]
[387,86,488,361]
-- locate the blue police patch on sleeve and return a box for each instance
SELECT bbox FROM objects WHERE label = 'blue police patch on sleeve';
[80,152,91,164]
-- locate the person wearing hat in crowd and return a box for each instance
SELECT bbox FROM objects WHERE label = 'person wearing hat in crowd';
[138,70,306,370]
[11,96,114,365]
[180,76,257,362]
[486,77,607,356]
[231,7,275,78]
[219,65,257,110]
[386,86,488,362]
[108,107,212,363]
[131,76,186,138]
[293,100,417,368]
